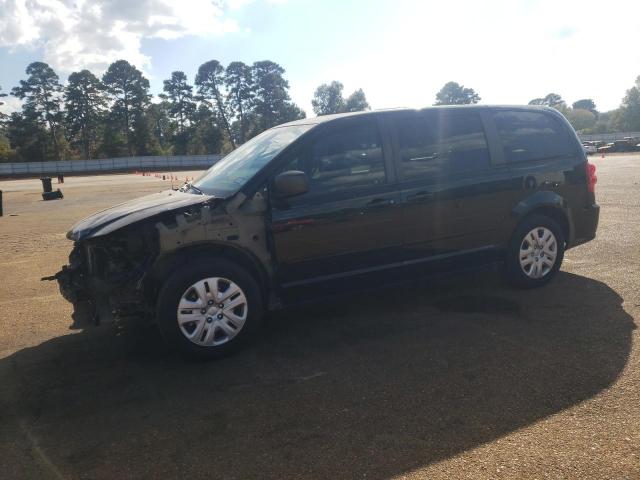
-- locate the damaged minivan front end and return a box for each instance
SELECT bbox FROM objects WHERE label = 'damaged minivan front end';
[47,122,314,357]
[49,186,275,328]
[50,190,215,327]
[57,224,162,327]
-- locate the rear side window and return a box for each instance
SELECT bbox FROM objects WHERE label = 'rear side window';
[397,113,490,179]
[281,120,386,193]
[493,111,574,162]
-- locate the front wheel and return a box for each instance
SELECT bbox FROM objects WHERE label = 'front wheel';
[156,258,264,359]
[506,214,565,288]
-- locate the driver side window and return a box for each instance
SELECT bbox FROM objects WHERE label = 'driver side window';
[280,120,386,195]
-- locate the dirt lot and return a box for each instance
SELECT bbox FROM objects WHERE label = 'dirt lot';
[0,159,638,479]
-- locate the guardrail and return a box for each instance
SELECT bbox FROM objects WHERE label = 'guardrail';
[579,132,640,142]
[0,154,222,177]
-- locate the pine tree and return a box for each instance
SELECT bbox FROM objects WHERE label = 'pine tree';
[225,62,254,143]
[65,70,108,159]
[102,60,151,156]
[195,60,235,148]
[11,62,64,160]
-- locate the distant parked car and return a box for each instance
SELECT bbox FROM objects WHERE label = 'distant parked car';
[597,140,634,153]
[583,144,597,155]
[596,143,613,153]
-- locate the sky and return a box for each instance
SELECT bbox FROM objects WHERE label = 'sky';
[1,0,639,115]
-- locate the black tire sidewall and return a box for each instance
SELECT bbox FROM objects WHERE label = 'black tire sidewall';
[155,258,263,359]
[507,214,565,288]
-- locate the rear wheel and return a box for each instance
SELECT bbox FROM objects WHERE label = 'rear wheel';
[156,258,263,359]
[506,214,565,288]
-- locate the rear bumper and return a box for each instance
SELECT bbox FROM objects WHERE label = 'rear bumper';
[570,203,600,248]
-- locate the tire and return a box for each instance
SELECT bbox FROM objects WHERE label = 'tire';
[155,258,264,359]
[506,214,565,289]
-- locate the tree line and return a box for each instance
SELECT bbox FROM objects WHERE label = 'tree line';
[310,77,640,135]
[0,60,311,162]
[429,80,640,135]
[2,63,640,163]
[525,87,640,134]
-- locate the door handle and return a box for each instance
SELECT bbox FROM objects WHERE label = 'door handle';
[407,190,433,202]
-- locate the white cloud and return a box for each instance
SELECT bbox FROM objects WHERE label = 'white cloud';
[0,95,24,115]
[0,0,242,74]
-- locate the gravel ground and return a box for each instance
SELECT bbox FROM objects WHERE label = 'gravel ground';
[0,158,638,479]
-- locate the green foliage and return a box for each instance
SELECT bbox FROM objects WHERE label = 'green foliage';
[102,60,151,156]
[65,70,108,159]
[11,62,65,160]
[0,133,16,162]
[6,106,53,162]
[529,93,565,108]
[225,62,254,144]
[311,82,370,116]
[312,81,345,115]
[616,76,640,131]
[0,84,7,122]
[591,111,616,133]
[98,122,128,158]
[572,99,597,113]
[435,81,480,105]
[188,104,224,155]
[0,84,14,162]
[6,57,640,163]
[344,89,370,112]
[147,102,177,154]
[160,71,196,134]
[131,109,163,156]
[566,108,597,132]
[528,94,598,133]
[251,60,305,132]
[4,58,308,161]
[195,60,235,148]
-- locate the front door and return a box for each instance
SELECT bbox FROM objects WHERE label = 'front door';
[270,116,403,289]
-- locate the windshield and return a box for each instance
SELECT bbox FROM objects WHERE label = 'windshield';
[192,124,313,196]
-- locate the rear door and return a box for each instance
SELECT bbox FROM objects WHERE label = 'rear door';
[270,116,403,287]
[490,109,587,219]
[391,109,513,260]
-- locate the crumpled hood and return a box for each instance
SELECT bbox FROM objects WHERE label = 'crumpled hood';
[67,190,213,242]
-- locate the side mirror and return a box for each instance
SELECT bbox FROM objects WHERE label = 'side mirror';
[272,170,309,199]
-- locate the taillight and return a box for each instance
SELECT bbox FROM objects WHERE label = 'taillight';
[586,162,597,193]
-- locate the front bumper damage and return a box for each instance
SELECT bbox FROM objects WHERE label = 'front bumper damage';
[45,190,275,329]
[44,236,156,329]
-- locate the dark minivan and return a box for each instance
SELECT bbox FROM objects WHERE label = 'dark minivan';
[54,105,599,358]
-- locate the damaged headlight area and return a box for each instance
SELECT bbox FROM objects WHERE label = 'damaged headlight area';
[47,227,159,328]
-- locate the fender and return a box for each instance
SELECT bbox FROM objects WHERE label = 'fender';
[147,240,275,307]
[511,190,574,245]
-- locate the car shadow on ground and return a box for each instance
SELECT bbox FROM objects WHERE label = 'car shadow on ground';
[1,272,635,479]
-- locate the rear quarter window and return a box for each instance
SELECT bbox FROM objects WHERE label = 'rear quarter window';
[493,110,574,162]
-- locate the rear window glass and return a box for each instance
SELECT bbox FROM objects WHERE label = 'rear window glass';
[397,113,490,179]
[493,111,574,162]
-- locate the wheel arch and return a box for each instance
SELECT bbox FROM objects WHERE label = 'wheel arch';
[511,192,572,245]
[145,241,272,303]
